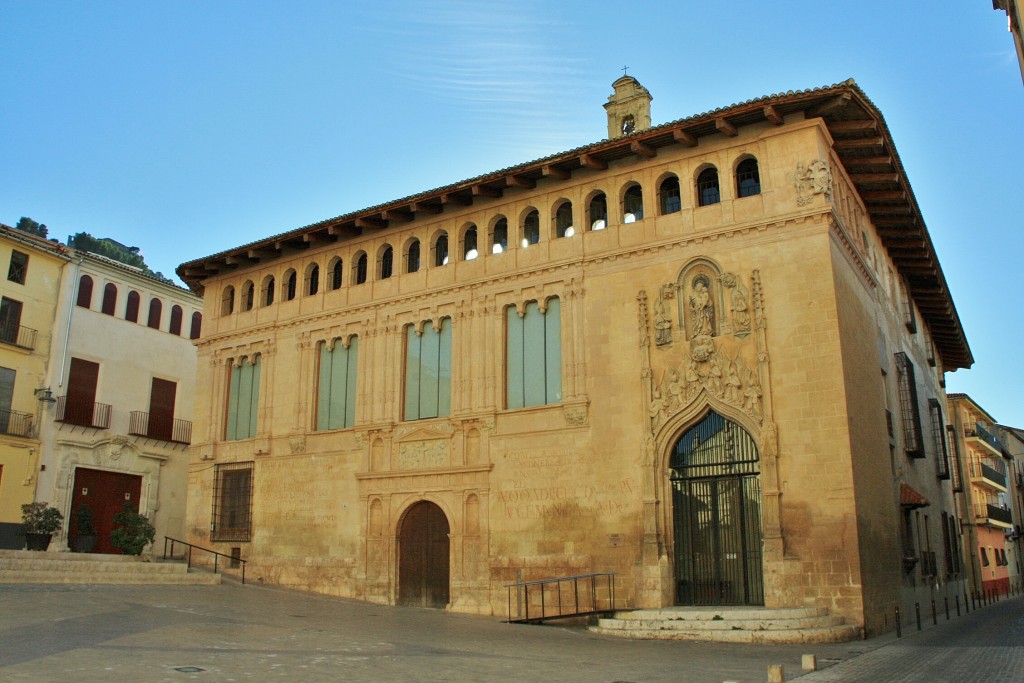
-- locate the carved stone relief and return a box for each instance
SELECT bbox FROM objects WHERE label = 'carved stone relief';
[563,404,588,427]
[398,440,449,470]
[722,273,751,336]
[653,284,674,347]
[792,159,833,206]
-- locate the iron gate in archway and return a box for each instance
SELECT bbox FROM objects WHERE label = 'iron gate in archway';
[670,410,763,606]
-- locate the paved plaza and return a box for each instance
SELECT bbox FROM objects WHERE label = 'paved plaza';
[1,581,1022,682]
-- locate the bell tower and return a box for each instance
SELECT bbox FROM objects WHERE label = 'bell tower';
[604,74,652,139]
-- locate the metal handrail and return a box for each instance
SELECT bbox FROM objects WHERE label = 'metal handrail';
[163,535,247,584]
[506,571,617,624]
[128,411,193,444]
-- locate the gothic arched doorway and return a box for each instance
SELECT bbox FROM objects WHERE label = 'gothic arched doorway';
[398,501,450,608]
[670,410,763,605]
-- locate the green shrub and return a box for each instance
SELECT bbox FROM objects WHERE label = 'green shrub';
[110,503,155,556]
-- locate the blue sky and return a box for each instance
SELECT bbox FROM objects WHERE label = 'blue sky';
[2,2,1021,421]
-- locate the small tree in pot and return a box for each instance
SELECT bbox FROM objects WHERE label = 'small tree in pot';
[71,503,97,553]
[110,503,155,556]
[21,502,63,551]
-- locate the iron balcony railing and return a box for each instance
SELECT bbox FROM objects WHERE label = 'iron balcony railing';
[128,411,192,444]
[55,396,112,429]
[967,423,1003,453]
[980,503,1014,526]
[0,322,37,350]
[969,460,1008,490]
[0,408,33,437]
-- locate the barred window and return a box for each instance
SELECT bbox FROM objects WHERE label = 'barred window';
[929,398,949,480]
[7,250,27,284]
[899,277,917,333]
[212,462,253,542]
[894,352,924,458]
[947,425,963,492]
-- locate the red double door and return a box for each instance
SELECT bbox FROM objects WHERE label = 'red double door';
[69,468,142,554]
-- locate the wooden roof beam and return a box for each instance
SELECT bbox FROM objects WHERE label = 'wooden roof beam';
[355,216,386,230]
[382,208,413,223]
[806,92,852,118]
[441,192,472,206]
[630,140,656,158]
[506,175,535,190]
[861,190,906,202]
[854,173,900,184]
[328,223,361,238]
[472,184,502,198]
[834,137,884,150]
[763,105,783,125]
[302,230,336,245]
[844,155,893,167]
[828,120,878,133]
[542,164,570,180]
[410,200,443,215]
[579,154,607,170]
[715,118,738,137]
[672,129,698,147]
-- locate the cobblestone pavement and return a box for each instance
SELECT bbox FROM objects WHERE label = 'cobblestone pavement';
[0,582,1020,682]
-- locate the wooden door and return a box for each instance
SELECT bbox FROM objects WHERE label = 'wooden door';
[66,358,99,427]
[70,468,142,554]
[147,378,176,441]
[398,502,450,608]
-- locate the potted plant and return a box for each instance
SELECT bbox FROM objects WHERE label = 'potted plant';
[21,502,63,551]
[110,503,155,556]
[71,503,97,553]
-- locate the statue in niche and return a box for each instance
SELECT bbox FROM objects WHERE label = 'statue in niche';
[667,369,685,407]
[654,290,672,347]
[722,273,751,334]
[743,366,763,420]
[725,357,743,403]
[689,277,715,337]
[649,389,668,430]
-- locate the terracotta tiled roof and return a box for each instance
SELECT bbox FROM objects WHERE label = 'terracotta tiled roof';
[899,482,930,509]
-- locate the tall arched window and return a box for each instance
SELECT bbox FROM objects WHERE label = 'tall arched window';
[659,176,682,214]
[491,218,508,254]
[463,225,478,260]
[126,290,141,322]
[623,185,644,222]
[242,281,255,311]
[698,167,721,206]
[329,258,343,290]
[379,246,394,279]
[77,275,93,308]
[521,210,540,248]
[169,305,183,335]
[434,232,449,267]
[306,264,320,295]
[355,252,368,284]
[101,283,117,315]
[284,269,297,300]
[190,312,202,340]
[736,158,761,198]
[554,202,574,238]
[147,298,162,329]
[406,239,421,273]
[589,193,608,230]
[262,276,275,306]
[220,287,234,317]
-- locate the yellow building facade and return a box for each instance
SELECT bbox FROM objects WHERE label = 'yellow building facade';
[179,79,971,637]
[0,225,69,548]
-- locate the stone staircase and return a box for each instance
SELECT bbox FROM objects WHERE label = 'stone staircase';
[0,549,221,585]
[590,606,861,643]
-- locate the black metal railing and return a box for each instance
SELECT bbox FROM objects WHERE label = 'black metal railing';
[967,423,1003,453]
[985,504,1013,526]
[0,408,33,437]
[55,396,112,429]
[163,536,247,584]
[128,411,192,444]
[972,461,1008,489]
[506,571,617,624]
[0,322,37,350]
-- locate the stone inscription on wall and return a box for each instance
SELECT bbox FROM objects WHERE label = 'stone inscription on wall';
[257,459,339,527]
[499,448,632,520]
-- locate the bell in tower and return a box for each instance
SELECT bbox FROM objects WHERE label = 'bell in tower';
[604,73,652,139]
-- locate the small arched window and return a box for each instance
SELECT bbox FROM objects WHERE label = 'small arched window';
[463,225,479,260]
[242,281,255,311]
[355,252,368,284]
[491,218,508,254]
[623,185,644,222]
[190,312,202,340]
[220,287,234,317]
[169,305,183,335]
[434,232,449,267]
[521,210,540,248]
[101,283,117,315]
[589,193,608,231]
[77,274,93,308]
[284,269,297,300]
[736,158,761,198]
[698,167,721,206]
[262,276,275,307]
[659,176,681,214]
[406,239,421,273]
[126,290,141,322]
[555,202,574,238]
[147,298,162,329]
[329,258,343,290]
[380,246,394,279]
[306,264,320,295]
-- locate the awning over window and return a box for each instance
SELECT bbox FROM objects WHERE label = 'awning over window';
[899,482,930,509]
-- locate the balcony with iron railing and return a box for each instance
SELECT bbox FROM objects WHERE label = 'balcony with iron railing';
[0,408,34,437]
[0,322,37,350]
[966,422,1003,456]
[974,502,1013,528]
[55,396,111,429]
[969,458,1008,491]
[128,411,192,444]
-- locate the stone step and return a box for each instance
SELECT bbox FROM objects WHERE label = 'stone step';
[588,623,862,644]
[0,549,143,563]
[611,606,828,621]
[597,614,846,631]
[0,569,221,585]
[0,558,188,573]
[0,549,222,586]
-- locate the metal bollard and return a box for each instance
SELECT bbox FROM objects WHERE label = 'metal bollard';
[944,596,949,621]
[956,594,961,617]
[895,605,902,638]
[931,599,937,626]
[916,602,922,631]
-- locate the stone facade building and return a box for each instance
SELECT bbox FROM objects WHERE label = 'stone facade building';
[178,78,972,637]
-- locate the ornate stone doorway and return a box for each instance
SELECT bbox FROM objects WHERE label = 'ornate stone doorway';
[398,501,450,608]
[670,410,763,605]
[70,467,142,554]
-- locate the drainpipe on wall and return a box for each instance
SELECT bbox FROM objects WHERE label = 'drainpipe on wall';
[57,256,84,391]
